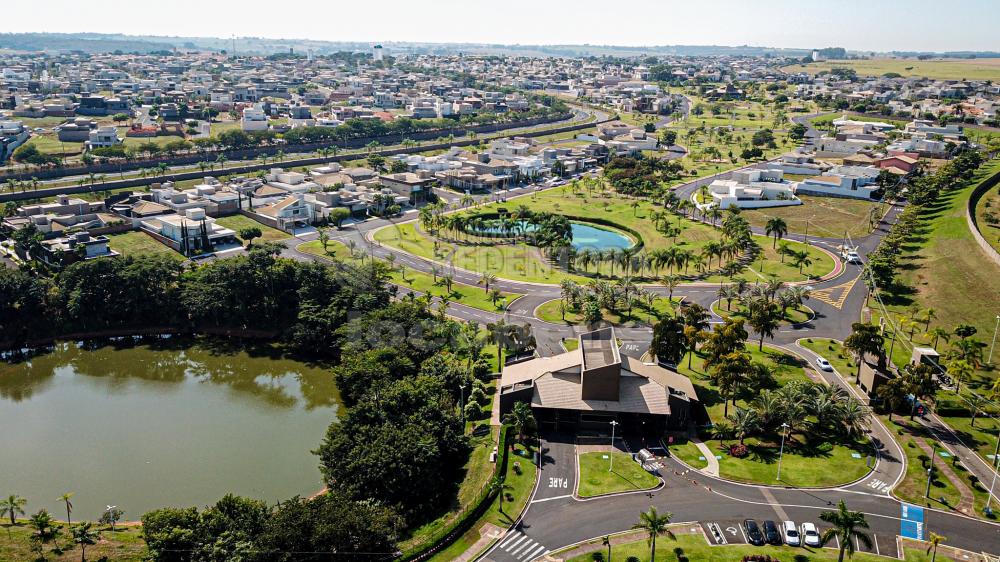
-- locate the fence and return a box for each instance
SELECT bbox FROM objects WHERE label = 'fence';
[965,161,1000,267]
[396,425,512,562]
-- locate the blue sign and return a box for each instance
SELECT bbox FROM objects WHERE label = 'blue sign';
[900,503,924,540]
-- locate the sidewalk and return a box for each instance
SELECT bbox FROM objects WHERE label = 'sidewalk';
[691,437,721,476]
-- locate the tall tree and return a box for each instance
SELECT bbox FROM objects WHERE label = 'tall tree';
[632,506,674,562]
[820,500,872,562]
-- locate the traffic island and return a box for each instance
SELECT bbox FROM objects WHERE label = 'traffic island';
[577,451,661,498]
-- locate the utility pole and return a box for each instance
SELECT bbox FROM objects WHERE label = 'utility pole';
[776,423,790,481]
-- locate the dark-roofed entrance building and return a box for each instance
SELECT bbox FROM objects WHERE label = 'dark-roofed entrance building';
[498,328,699,435]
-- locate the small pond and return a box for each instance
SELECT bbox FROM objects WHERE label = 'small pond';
[467,219,634,251]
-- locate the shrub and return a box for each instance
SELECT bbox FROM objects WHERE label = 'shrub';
[592,552,605,562]
[729,443,749,458]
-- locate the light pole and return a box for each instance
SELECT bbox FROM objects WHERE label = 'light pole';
[925,443,937,498]
[609,420,619,473]
[776,422,790,481]
[987,432,1000,515]
[988,314,1000,364]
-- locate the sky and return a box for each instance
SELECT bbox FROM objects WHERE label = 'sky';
[2,0,999,53]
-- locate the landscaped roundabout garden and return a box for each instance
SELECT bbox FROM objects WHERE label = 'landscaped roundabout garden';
[661,315,874,488]
[373,177,836,289]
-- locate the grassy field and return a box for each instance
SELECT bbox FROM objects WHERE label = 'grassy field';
[0,522,147,562]
[297,239,520,313]
[577,452,660,497]
[742,194,884,239]
[565,532,954,562]
[666,435,709,470]
[213,214,291,245]
[535,296,679,326]
[375,184,836,285]
[782,58,1000,81]
[799,338,857,379]
[876,159,1000,388]
[105,231,184,261]
[712,301,813,326]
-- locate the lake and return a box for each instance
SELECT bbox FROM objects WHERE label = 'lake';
[0,337,340,521]
[467,219,635,251]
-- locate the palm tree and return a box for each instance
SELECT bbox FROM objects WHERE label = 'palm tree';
[844,323,885,383]
[2,494,26,526]
[72,521,99,562]
[58,492,74,526]
[632,506,674,562]
[926,532,947,562]
[29,509,60,554]
[820,500,872,562]
[765,217,788,248]
[926,327,950,349]
[792,250,813,274]
[489,476,514,515]
[728,407,760,445]
[478,271,498,294]
[502,401,536,446]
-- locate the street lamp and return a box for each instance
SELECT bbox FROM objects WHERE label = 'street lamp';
[925,443,937,498]
[988,314,1000,365]
[609,420,619,473]
[776,423,790,481]
[987,431,1000,515]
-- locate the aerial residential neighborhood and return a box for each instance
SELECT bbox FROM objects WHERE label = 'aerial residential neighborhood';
[2,3,1000,562]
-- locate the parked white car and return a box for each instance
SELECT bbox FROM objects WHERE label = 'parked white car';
[816,357,833,371]
[783,521,800,546]
[801,522,821,547]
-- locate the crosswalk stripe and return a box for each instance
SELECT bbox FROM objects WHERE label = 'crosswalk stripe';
[500,532,524,548]
[503,534,528,551]
[509,538,537,556]
[521,544,546,560]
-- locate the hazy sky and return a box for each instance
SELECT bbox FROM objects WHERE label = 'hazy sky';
[3,0,998,53]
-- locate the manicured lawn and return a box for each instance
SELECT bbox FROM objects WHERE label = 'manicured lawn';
[106,231,184,261]
[743,194,884,239]
[536,296,679,326]
[485,442,537,527]
[565,532,952,562]
[666,435,709,470]
[298,239,520,313]
[782,58,1000,81]
[0,521,147,562]
[712,300,813,325]
[799,338,857,379]
[699,435,872,488]
[24,133,84,156]
[577,452,660,497]
[563,338,580,352]
[375,192,835,285]
[214,214,290,245]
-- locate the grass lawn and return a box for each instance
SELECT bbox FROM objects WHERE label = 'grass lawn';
[712,300,813,326]
[699,236,835,284]
[24,133,84,156]
[666,435,709,470]
[577,452,660,497]
[0,522,147,562]
[799,338,857,378]
[563,338,580,352]
[106,231,184,261]
[564,532,953,562]
[375,187,835,285]
[743,195,884,239]
[875,159,1000,387]
[213,214,291,245]
[536,297,679,326]
[297,240,519,313]
[781,58,1000,82]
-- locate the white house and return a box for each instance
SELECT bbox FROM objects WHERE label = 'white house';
[140,208,237,255]
[241,104,269,132]
[706,169,800,209]
[86,126,122,149]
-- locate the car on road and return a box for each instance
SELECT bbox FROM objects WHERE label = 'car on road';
[816,357,833,371]
[744,519,765,546]
[762,520,782,546]
[845,251,862,264]
[783,521,800,546]
[801,522,821,547]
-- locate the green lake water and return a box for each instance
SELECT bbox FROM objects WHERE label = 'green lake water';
[0,338,340,521]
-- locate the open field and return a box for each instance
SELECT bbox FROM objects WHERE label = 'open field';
[781,58,1000,81]
[877,159,1000,387]
[105,231,184,261]
[742,194,884,239]
[577,452,660,497]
